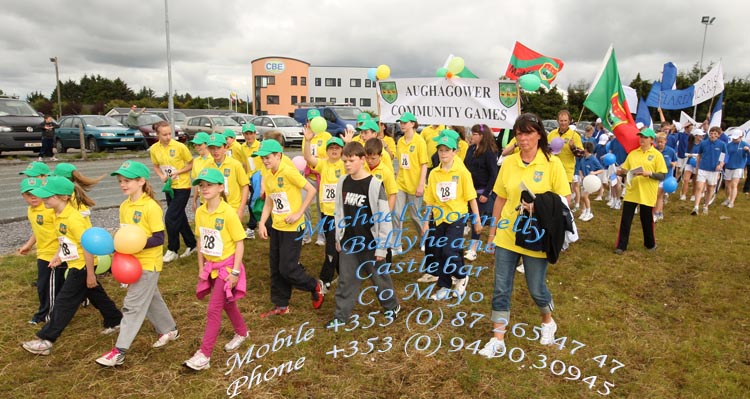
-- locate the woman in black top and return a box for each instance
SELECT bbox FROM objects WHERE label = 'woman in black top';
[464,124,499,260]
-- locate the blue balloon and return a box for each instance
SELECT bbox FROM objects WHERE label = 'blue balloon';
[663,177,678,193]
[687,156,696,167]
[81,227,114,256]
[603,153,617,167]
[367,68,377,82]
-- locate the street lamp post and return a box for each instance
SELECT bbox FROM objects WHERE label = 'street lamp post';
[49,57,62,119]
[694,16,716,119]
[164,0,175,134]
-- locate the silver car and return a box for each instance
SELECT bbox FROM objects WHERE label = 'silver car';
[184,115,244,142]
[251,115,303,147]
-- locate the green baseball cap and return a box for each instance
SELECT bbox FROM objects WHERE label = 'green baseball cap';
[436,129,460,141]
[326,137,345,148]
[357,113,372,124]
[223,128,237,139]
[190,132,211,145]
[52,163,77,178]
[242,123,256,133]
[206,133,227,147]
[111,160,151,179]
[357,120,380,132]
[397,112,417,123]
[192,168,224,186]
[252,139,284,157]
[638,128,656,139]
[307,109,321,120]
[434,134,458,150]
[19,162,51,177]
[20,177,42,193]
[29,176,74,198]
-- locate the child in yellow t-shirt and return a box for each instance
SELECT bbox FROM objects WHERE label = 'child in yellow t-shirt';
[183,168,249,371]
[190,132,213,210]
[394,112,429,255]
[240,123,262,239]
[254,139,325,317]
[95,160,178,367]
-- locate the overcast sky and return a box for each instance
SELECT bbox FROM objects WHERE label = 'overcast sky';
[1,0,746,101]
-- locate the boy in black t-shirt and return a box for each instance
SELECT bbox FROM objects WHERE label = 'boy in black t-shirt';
[327,142,400,328]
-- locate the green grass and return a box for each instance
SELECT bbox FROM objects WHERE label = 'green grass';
[1,194,749,398]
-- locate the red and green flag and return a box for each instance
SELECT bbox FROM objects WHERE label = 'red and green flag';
[583,46,640,152]
[505,41,564,88]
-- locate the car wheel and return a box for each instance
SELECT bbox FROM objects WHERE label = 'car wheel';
[87,136,101,152]
[55,139,67,154]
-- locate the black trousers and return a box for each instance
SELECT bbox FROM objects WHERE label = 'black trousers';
[36,268,122,342]
[615,201,655,251]
[165,188,196,252]
[33,259,67,323]
[318,215,339,285]
[743,164,750,193]
[268,220,317,307]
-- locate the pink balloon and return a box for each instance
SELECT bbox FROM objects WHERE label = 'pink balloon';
[292,156,307,173]
[111,252,142,284]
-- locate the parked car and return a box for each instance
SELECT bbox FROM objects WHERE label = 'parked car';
[542,120,559,133]
[110,113,187,145]
[251,115,303,147]
[55,115,145,153]
[184,115,244,142]
[224,113,256,126]
[145,110,188,132]
[292,105,362,137]
[0,95,45,155]
[575,121,592,135]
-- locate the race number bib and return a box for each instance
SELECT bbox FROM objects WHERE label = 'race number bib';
[310,144,319,158]
[322,183,336,203]
[269,192,291,214]
[400,154,411,169]
[160,165,175,177]
[58,236,80,262]
[247,157,256,172]
[199,227,223,257]
[437,181,457,202]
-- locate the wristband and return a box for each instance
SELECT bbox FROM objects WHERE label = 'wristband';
[231,269,240,276]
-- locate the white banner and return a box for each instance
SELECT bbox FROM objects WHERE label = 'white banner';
[377,78,520,129]
[692,62,724,106]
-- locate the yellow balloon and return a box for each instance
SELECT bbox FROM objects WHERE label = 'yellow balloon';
[376,64,391,80]
[114,224,148,255]
[448,57,465,74]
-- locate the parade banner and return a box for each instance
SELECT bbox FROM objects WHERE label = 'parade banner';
[377,78,519,129]
[645,62,724,110]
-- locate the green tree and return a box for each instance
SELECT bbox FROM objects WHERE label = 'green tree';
[566,80,597,122]
[628,73,651,102]
[522,86,565,120]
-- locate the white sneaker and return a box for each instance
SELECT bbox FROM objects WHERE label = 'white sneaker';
[429,287,452,301]
[679,194,686,201]
[179,247,196,258]
[224,332,248,352]
[464,249,477,261]
[152,329,180,348]
[393,246,404,255]
[318,279,329,295]
[163,250,178,263]
[245,228,255,239]
[452,276,469,298]
[101,324,121,335]
[539,319,557,345]
[606,198,614,207]
[315,237,325,246]
[721,198,730,206]
[22,339,53,355]
[301,237,312,245]
[184,350,210,371]
[96,347,125,367]
[478,337,506,358]
[614,200,622,210]
[417,273,438,283]
[690,195,695,201]
[578,210,586,220]
[516,263,525,274]
[727,203,734,208]
[594,195,602,201]
[582,211,594,222]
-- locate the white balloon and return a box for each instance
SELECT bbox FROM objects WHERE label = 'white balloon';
[582,175,602,193]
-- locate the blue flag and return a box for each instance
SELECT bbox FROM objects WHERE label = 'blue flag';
[635,97,652,128]
[709,93,723,128]
[661,62,677,91]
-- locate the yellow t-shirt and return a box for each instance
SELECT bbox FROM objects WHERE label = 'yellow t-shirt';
[313,159,345,216]
[205,157,249,211]
[396,134,429,195]
[240,140,262,176]
[150,140,193,189]
[195,200,246,263]
[382,136,397,158]
[420,125,445,159]
[119,194,165,272]
[54,203,93,270]
[457,140,469,161]
[302,132,333,160]
[492,150,571,258]
[622,146,668,207]
[367,160,398,196]
[71,191,91,219]
[260,154,296,180]
[548,128,583,182]
[264,162,308,232]
[227,141,245,166]
[28,203,58,261]
[424,160,477,225]
[191,155,213,181]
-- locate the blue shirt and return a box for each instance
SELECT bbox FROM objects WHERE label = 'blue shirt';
[696,139,727,171]
[725,141,750,169]
[581,154,603,176]
[675,132,690,158]
[666,133,679,151]
[609,139,628,165]
[660,146,677,176]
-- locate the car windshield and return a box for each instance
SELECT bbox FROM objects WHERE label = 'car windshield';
[138,114,165,124]
[173,112,187,122]
[211,117,239,126]
[0,100,39,116]
[273,117,302,127]
[83,115,123,127]
[330,107,363,120]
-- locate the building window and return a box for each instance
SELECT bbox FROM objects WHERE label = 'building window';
[330,98,336,103]
[266,76,275,85]
[350,78,362,87]
[315,78,321,86]
[301,77,307,86]
[301,96,307,103]
[267,95,279,105]
[360,98,372,107]
[314,97,326,103]
[325,78,336,87]
[291,76,298,86]
[291,95,298,105]
[365,80,373,88]
[337,78,341,87]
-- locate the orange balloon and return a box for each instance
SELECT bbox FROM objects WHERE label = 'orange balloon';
[446,71,454,78]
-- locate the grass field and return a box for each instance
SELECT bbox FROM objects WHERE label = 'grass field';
[1,192,749,399]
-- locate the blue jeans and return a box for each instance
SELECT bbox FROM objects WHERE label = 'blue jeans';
[490,247,554,325]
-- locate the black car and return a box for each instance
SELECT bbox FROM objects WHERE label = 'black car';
[0,96,45,155]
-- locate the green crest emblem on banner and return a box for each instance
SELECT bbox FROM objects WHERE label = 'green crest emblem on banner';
[498,82,518,108]
[380,82,398,104]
